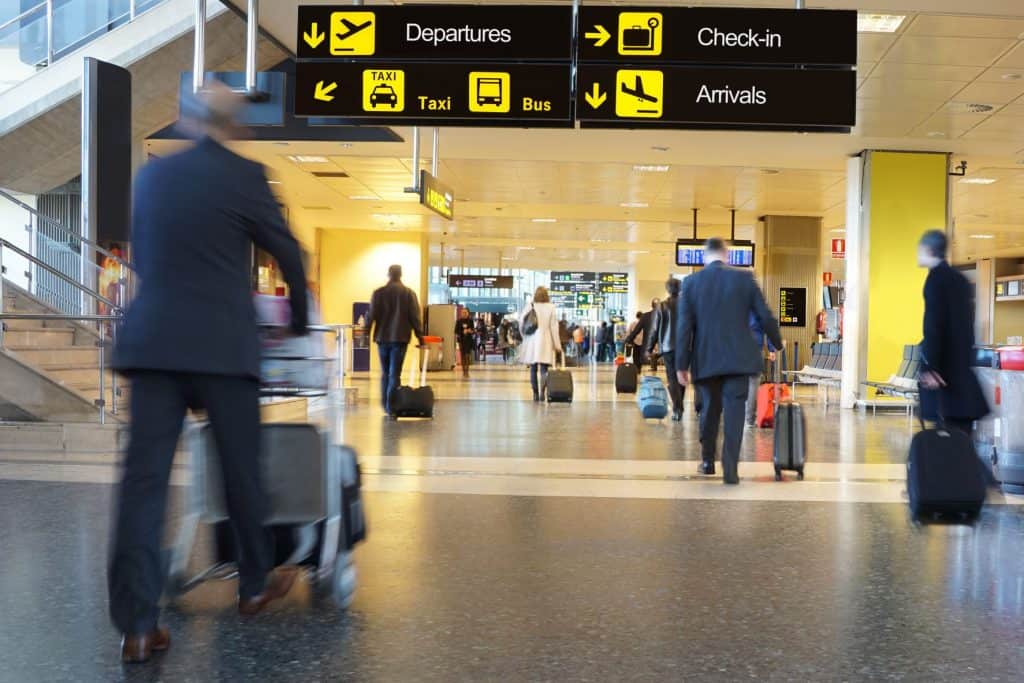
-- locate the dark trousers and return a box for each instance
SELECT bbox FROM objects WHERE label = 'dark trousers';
[529,363,550,399]
[460,351,473,376]
[109,372,271,635]
[378,342,409,413]
[661,350,686,414]
[697,375,750,471]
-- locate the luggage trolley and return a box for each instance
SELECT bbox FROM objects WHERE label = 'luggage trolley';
[165,323,364,607]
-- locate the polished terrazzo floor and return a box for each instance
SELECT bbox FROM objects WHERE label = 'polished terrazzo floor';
[0,364,1022,681]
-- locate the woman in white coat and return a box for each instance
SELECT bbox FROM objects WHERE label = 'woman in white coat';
[519,286,563,401]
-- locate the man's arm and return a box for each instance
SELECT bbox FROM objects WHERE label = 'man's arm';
[407,289,424,343]
[675,281,695,374]
[751,280,783,353]
[647,307,662,355]
[921,273,945,373]
[248,167,308,334]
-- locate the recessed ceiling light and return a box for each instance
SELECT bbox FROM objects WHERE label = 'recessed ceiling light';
[926,131,946,138]
[969,234,995,239]
[532,218,557,223]
[760,168,781,175]
[630,250,650,254]
[267,180,282,184]
[287,155,329,163]
[620,201,649,208]
[518,247,536,251]
[633,164,670,173]
[339,143,353,148]
[830,228,847,233]
[501,256,514,261]
[857,13,905,33]
[650,145,670,152]
[349,195,378,200]
[1002,73,1024,81]
[960,177,997,185]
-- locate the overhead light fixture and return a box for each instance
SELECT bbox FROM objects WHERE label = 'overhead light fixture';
[630,250,650,254]
[349,195,378,200]
[632,164,670,173]
[650,145,670,152]
[926,132,946,138]
[830,228,847,233]
[960,177,997,185]
[287,155,329,163]
[518,246,536,251]
[532,218,557,223]
[969,234,995,239]
[267,180,282,185]
[591,239,612,243]
[857,13,905,33]
[1002,73,1024,81]
[620,201,649,208]
[501,256,514,261]
[760,168,780,175]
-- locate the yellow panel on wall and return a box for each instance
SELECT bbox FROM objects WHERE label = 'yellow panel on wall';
[866,151,947,385]
[319,229,427,372]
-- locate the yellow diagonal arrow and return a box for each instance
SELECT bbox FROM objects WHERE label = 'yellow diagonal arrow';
[304,22,325,49]
[314,80,338,102]
[584,82,607,109]
[584,24,611,48]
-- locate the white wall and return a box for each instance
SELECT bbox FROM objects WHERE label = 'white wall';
[0,190,35,290]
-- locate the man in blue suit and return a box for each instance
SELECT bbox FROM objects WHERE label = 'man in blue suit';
[675,238,782,484]
[110,84,307,662]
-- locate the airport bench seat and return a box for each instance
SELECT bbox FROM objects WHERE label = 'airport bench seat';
[863,344,920,400]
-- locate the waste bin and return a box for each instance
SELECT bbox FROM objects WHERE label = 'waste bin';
[422,335,445,372]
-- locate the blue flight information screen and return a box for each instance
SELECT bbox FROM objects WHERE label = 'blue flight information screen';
[676,240,755,268]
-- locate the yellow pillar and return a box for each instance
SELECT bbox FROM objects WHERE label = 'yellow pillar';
[842,151,949,405]
[319,228,428,372]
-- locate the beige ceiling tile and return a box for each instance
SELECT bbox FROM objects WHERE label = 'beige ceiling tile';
[978,67,1024,83]
[953,81,1024,105]
[858,33,899,62]
[999,104,1024,117]
[870,61,983,82]
[996,43,1024,69]
[856,97,940,115]
[884,36,1015,67]
[858,77,966,102]
[906,14,1024,39]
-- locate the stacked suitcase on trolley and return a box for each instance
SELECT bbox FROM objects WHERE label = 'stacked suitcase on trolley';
[164,297,367,608]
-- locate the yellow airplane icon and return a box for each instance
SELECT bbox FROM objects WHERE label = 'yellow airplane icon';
[330,11,375,56]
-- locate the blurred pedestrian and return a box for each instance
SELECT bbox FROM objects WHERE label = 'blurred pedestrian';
[649,278,686,420]
[455,308,476,378]
[520,287,562,401]
[366,264,424,415]
[110,82,307,663]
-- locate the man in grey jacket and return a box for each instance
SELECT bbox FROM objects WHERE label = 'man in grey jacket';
[366,265,424,415]
[676,238,782,484]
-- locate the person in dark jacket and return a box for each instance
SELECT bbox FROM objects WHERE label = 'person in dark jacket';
[366,264,424,415]
[625,299,659,367]
[455,308,476,378]
[676,238,782,484]
[917,230,989,433]
[648,278,686,420]
[110,84,307,663]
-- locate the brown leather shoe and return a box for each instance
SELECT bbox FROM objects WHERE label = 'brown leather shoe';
[120,627,170,663]
[238,566,300,616]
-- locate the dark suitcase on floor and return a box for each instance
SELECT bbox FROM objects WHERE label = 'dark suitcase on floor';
[547,368,574,403]
[773,401,806,480]
[616,363,639,393]
[907,425,987,520]
[391,347,434,418]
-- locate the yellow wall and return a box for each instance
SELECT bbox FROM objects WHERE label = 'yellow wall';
[320,229,427,372]
[994,302,1024,345]
[866,152,947,382]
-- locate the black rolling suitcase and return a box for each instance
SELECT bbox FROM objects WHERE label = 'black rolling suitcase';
[390,346,435,418]
[547,360,574,403]
[908,420,986,520]
[616,358,639,394]
[773,401,806,480]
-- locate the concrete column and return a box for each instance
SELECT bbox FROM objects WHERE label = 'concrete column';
[760,215,823,366]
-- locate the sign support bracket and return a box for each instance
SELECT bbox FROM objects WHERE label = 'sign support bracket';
[692,208,699,240]
[406,127,421,194]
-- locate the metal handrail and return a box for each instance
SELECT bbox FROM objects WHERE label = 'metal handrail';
[0,238,121,312]
[0,188,134,270]
[0,2,45,36]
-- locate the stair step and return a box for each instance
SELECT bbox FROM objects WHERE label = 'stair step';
[2,329,75,347]
[6,347,102,366]
[2,318,77,332]
[0,422,128,453]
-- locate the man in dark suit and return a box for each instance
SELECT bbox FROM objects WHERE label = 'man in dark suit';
[675,238,783,484]
[110,84,307,663]
[917,230,989,433]
[366,265,424,415]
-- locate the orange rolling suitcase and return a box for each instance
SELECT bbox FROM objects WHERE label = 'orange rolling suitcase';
[756,356,792,428]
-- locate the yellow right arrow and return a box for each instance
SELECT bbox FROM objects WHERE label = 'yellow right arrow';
[584,25,611,47]
[304,22,325,49]
[584,82,607,109]
[314,80,338,102]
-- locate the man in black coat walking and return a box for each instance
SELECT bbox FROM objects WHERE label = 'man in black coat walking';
[110,84,307,662]
[917,230,989,433]
[675,238,782,484]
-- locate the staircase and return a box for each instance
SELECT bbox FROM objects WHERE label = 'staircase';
[1,280,125,422]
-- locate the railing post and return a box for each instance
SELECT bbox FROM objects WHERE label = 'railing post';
[245,0,259,96]
[98,324,106,425]
[129,0,137,21]
[45,0,53,65]
[193,0,206,93]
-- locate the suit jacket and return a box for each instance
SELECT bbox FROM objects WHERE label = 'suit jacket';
[675,261,782,381]
[919,261,989,421]
[366,281,422,344]
[114,137,307,378]
[649,294,679,354]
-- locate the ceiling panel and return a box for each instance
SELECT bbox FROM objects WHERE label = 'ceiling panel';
[858,33,900,62]
[996,43,1024,69]
[906,14,1024,39]
[869,61,984,82]
[858,77,967,102]
[884,36,1016,66]
[952,80,1024,105]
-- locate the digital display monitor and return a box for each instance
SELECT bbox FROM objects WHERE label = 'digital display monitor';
[675,239,755,268]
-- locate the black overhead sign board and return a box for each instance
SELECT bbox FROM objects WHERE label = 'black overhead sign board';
[577,65,856,130]
[296,5,574,61]
[551,271,597,283]
[295,62,573,126]
[448,274,514,289]
[577,7,857,66]
[598,272,629,294]
[779,287,807,327]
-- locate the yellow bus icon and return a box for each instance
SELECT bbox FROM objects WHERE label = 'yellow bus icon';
[469,72,511,113]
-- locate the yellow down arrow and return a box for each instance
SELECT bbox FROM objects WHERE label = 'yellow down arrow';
[304,22,325,49]
[584,83,607,109]
[314,80,338,102]
[584,25,611,48]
